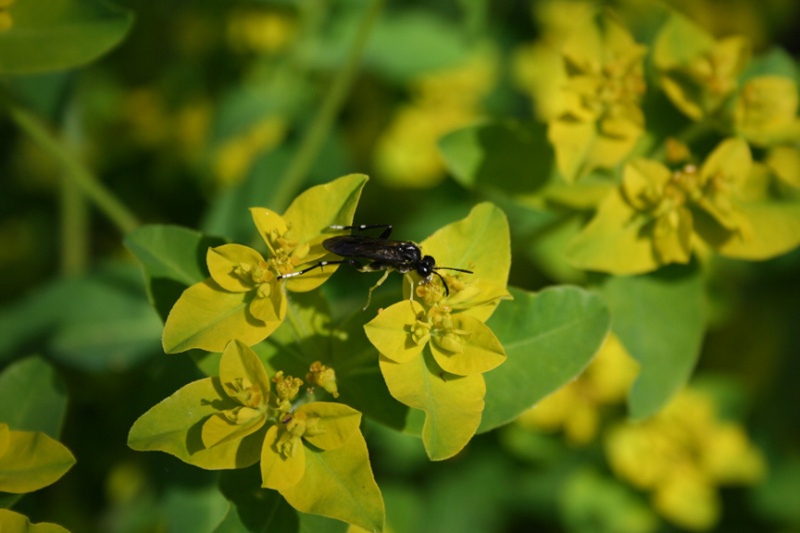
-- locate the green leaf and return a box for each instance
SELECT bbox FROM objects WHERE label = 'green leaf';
[559,469,658,533]
[0,263,163,371]
[125,225,223,287]
[438,121,554,198]
[0,509,70,533]
[479,286,610,432]
[125,225,226,322]
[741,47,798,81]
[0,426,75,493]
[260,290,335,377]
[128,378,264,470]
[379,351,485,461]
[160,484,229,533]
[162,280,281,354]
[279,430,384,532]
[328,295,411,433]
[362,10,470,82]
[596,264,705,419]
[0,356,67,439]
[216,467,301,533]
[0,0,133,74]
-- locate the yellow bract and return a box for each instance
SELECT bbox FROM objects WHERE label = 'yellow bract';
[547,15,647,181]
[161,174,366,352]
[654,13,750,120]
[734,76,800,146]
[364,203,511,460]
[567,138,766,274]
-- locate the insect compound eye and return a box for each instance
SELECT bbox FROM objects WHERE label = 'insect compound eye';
[417,256,435,277]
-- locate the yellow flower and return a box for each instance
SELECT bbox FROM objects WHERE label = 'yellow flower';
[373,48,496,188]
[546,15,647,180]
[517,334,638,445]
[605,387,766,531]
[654,12,750,120]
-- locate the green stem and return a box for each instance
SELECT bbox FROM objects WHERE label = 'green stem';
[60,173,88,275]
[5,98,140,235]
[269,0,384,212]
[59,107,90,275]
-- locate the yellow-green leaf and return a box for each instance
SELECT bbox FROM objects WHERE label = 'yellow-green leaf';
[250,208,288,257]
[566,189,661,274]
[207,244,264,292]
[548,119,595,183]
[279,429,384,532]
[767,146,800,189]
[0,0,133,75]
[201,412,265,449]
[128,378,263,470]
[0,429,75,494]
[700,137,751,191]
[654,13,749,119]
[430,315,506,376]
[283,174,368,246]
[734,76,800,146]
[419,202,511,321]
[0,509,70,533]
[379,351,485,460]
[0,424,8,455]
[697,200,800,259]
[363,300,426,364]
[162,279,281,353]
[260,424,305,490]
[219,340,271,405]
[298,402,361,451]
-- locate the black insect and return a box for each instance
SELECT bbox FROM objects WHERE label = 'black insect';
[278,224,472,309]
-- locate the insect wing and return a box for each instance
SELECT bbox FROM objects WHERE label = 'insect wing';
[323,236,410,264]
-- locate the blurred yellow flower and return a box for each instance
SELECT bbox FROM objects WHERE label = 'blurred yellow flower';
[227,8,295,54]
[734,76,800,146]
[373,49,496,189]
[605,388,766,531]
[213,116,287,186]
[517,334,638,445]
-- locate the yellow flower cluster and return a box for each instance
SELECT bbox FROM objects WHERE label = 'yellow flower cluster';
[605,389,766,530]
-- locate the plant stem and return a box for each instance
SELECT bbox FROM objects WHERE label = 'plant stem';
[59,106,90,276]
[5,98,140,235]
[270,0,384,212]
[60,174,89,275]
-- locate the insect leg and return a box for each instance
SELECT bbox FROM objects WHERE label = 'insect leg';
[278,259,363,279]
[329,224,393,239]
[363,270,392,311]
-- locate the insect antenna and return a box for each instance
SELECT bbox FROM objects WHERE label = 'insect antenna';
[431,267,473,297]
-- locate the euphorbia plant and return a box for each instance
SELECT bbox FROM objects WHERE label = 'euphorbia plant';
[126,175,610,530]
